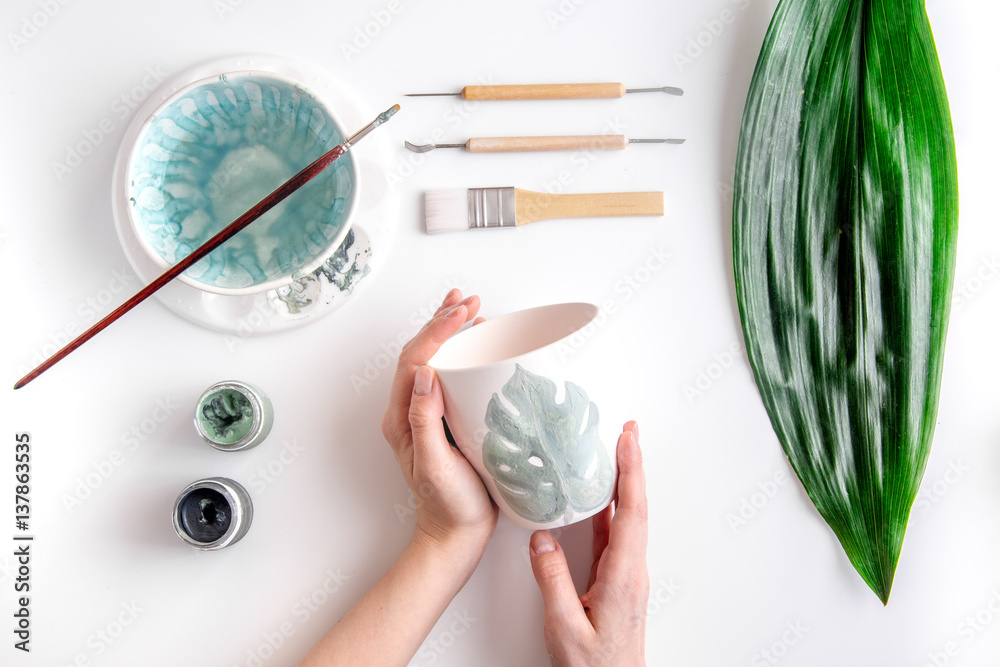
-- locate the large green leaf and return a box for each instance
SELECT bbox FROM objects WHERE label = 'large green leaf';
[483,364,613,524]
[733,0,958,603]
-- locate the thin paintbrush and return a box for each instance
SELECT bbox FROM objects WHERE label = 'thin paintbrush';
[13,104,400,390]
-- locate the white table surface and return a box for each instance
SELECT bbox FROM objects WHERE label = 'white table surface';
[2,1,997,665]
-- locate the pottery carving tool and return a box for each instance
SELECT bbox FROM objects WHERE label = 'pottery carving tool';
[13,104,400,390]
[406,83,683,101]
[405,135,685,154]
[424,187,664,234]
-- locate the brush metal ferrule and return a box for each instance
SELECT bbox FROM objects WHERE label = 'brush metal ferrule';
[468,187,516,229]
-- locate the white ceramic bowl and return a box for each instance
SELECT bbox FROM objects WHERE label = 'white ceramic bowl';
[124,70,357,296]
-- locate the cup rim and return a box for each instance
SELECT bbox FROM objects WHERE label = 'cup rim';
[123,69,359,296]
[430,302,599,372]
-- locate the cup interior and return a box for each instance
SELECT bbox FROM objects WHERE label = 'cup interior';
[125,70,356,295]
[432,303,598,370]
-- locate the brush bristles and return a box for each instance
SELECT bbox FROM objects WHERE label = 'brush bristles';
[424,189,470,234]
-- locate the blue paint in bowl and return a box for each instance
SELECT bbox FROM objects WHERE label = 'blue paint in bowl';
[126,72,356,294]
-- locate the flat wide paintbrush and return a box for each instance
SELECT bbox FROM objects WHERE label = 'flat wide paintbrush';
[424,187,664,234]
[13,104,400,390]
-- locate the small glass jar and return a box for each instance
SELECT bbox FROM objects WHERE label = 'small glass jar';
[194,380,273,452]
[172,477,253,550]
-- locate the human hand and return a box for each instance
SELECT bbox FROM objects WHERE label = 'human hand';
[381,289,499,571]
[296,291,497,667]
[529,421,648,666]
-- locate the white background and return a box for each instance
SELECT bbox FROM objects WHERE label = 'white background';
[2,0,997,666]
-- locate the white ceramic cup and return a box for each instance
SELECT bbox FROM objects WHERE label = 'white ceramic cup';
[430,303,618,530]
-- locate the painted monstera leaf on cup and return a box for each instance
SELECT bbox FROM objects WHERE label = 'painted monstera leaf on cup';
[734,0,958,603]
[482,364,613,524]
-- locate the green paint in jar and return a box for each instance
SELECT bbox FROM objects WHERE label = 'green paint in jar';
[194,380,273,451]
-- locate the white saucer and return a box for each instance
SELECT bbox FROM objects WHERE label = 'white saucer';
[111,53,397,335]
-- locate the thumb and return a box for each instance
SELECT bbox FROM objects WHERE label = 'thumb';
[408,366,448,458]
[529,531,586,628]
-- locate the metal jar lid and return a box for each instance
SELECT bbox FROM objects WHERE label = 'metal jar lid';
[172,477,253,550]
[194,380,273,452]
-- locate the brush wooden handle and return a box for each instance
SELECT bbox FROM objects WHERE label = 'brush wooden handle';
[514,189,664,225]
[460,83,626,101]
[466,135,629,153]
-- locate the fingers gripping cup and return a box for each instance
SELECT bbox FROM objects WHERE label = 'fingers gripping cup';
[430,303,617,530]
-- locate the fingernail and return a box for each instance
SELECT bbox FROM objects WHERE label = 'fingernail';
[438,289,460,309]
[530,531,556,556]
[414,366,433,396]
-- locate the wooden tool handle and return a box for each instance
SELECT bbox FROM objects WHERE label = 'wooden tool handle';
[514,189,664,225]
[460,83,626,101]
[466,135,629,153]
